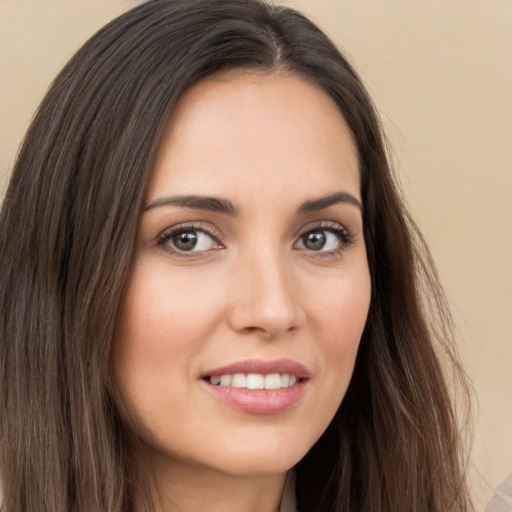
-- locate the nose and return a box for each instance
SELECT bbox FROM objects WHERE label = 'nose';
[227,248,306,339]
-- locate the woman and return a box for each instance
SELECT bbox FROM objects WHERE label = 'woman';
[0,0,472,511]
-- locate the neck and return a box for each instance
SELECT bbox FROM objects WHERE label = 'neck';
[133,453,288,512]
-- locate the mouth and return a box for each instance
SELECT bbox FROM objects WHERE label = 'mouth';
[200,359,310,414]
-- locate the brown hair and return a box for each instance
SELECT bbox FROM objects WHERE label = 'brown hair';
[0,0,472,510]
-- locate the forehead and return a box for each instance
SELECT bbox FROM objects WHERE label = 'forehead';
[148,70,360,204]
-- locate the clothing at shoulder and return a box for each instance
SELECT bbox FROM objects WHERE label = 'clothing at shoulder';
[485,473,512,512]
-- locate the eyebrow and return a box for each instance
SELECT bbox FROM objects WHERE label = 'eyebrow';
[145,195,238,215]
[297,191,362,213]
[145,190,362,215]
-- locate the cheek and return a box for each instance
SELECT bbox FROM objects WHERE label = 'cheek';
[311,261,371,347]
[306,264,371,410]
[115,259,224,356]
[326,284,370,355]
[110,258,226,416]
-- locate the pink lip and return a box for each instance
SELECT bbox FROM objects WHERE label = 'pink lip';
[201,358,310,379]
[200,358,310,415]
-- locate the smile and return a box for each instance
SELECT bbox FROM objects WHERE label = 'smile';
[201,359,310,414]
[207,373,298,389]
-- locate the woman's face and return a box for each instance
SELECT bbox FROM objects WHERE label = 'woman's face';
[112,70,371,478]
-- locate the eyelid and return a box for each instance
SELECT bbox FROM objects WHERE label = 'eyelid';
[293,221,355,252]
[154,220,355,258]
[295,220,353,239]
[156,222,224,253]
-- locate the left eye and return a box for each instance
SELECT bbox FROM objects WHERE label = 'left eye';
[161,228,218,252]
[295,229,347,252]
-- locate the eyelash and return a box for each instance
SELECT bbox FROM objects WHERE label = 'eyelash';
[297,222,355,254]
[157,223,222,258]
[156,222,355,257]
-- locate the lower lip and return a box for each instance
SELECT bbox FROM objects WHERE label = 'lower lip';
[202,380,308,414]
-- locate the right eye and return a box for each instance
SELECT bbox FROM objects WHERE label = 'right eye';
[158,226,222,254]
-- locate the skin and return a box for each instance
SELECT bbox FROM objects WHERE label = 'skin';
[112,70,371,512]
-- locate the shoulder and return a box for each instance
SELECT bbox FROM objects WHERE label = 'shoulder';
[485,473,512,512]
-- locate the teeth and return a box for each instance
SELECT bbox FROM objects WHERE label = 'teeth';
[246,373,265,389]
[264,373,281,390]
[220,374,232,386]
[207,372,299,389]
[231,373,246,388]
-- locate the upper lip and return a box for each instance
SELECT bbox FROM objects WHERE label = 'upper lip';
[201,358,311,379]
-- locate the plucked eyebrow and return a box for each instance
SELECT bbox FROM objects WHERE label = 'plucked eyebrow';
[145,195,238,215]
[297,191,362,214]
[145,191,362,215]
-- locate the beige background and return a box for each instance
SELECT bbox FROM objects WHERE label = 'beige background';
[0,0,510,508]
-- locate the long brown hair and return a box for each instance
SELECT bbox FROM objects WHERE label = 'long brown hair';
[0,0,472,510]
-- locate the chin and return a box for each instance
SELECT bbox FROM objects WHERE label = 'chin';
[196,428,320,477]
